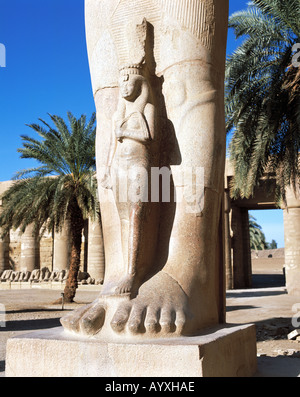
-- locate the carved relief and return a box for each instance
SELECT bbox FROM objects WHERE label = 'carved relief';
[158,0,215,50]
[61,0,229,339]
[110,0,160,69]
[87,0,218,93]
[100,20,161,296]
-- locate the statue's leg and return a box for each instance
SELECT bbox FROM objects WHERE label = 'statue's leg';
[61,0,229,338]
[110,1,229,335]
[61,87,120,336]
[114,161,160,295]
[114,193,130,294]
[115,201,147,295]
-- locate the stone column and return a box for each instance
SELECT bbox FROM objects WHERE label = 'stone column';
[53,222,70,272]
[224,189,233,290]
[0,234,10,273]
[231,206,252,289]
[0,202,10,273]
[20,224,40,272]
[282,187,300,296]
[87,215,105,284]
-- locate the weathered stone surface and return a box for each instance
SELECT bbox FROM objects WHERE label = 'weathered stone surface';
[5,3,259,378]
[61,0,230,340]
[87,216,105,284]
[5,324,257,377]
[53,222,71,272]
[283,186,300,296]
[19,224,40,273]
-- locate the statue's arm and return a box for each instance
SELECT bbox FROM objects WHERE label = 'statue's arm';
[116,105,157,143]
[144,104,157,141]
[100,113,118,189]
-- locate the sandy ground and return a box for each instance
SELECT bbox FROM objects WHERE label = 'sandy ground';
[227,254,300,377]
[0,288,100,377]
[0,254,299,377]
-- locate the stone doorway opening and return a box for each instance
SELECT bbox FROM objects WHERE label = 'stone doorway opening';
[249,209,285,289]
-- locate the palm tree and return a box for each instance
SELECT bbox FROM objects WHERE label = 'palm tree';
[268,239,278,249]
[249,215,268,250]
[226,0,300,204]
[0,112,98,302]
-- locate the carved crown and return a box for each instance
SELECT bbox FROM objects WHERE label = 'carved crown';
[119,64,143,76]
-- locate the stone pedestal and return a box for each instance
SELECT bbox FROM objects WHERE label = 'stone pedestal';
[6,324,257,377]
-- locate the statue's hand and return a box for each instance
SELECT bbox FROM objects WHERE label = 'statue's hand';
[115,127,124,142]
[100,169,112,190]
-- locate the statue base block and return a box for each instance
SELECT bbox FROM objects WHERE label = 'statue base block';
[6,324,257,377]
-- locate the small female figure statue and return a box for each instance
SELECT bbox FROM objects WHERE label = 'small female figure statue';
[101,63,159,296]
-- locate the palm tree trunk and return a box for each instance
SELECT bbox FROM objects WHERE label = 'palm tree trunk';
[63,200,84,303]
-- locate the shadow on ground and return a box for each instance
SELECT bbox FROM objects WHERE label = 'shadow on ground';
[4,308,71,315]
[252,274,285,289]
[256,356,300,377]
[254,317,295,342]
[0,317,61,332]
[227,288,287,299]
[226,305,259,312]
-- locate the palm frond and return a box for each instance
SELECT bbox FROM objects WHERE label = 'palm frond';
[0,112,98,238]
[226,0,300,202]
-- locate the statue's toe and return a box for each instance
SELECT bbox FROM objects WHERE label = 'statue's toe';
[127,305,146,335]
[110,301,131,333]
[80,302,106,335]
[60,303,93,333]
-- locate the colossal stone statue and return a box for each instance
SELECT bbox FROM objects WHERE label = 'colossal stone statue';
[61,0,229,338]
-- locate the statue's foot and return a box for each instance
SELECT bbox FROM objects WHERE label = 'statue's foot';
[60,300,105,336]
[61,271,194,338]
[111,271,193,336]
[114,273,135,295]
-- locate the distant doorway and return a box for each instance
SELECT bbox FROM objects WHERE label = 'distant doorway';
[249,209,285,288]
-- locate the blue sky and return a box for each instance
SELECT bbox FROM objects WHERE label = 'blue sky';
[0,0,285,247]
